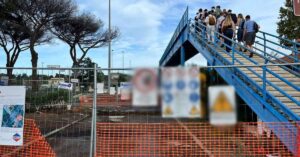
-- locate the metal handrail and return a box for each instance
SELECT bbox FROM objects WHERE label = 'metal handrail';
[191,25,300,121]
[160,7,189,64]
[255,36,300,72]
[256,31,299,68]
[193,21,299,90]
[190,21,300,118]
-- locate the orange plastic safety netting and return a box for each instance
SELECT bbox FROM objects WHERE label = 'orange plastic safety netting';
[0,119,55,157]
[96,122,299,156]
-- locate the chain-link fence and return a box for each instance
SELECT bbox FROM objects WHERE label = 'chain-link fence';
[0,65,299,156]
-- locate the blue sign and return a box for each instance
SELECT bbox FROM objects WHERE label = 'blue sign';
[189,80,199,90]
[190,93,200,103]
[176,80,186,90]
[13,133,21,142]
[163,93,173,103]
[162,82,172,91]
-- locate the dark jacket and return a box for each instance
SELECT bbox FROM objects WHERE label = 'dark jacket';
[230,14,238,24]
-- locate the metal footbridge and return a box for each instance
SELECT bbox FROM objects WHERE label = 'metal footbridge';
[159,8,300,154]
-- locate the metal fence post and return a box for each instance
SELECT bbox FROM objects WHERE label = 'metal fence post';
[263,33,267,58]
[262,65,267,101]
[293,41,299,70]
[90,64,98,157]
[232,43,236,65]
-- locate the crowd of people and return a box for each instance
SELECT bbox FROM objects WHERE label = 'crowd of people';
[194,6,260,58]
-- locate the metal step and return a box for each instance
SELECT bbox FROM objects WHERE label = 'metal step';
[243,69,290,75]
[252,77,300,82]
[266,86,298,92]
[247,73,296,78]
[256,81,300,86]
[276,96,300,102]
[285,103,300,109]
[269,91,300,97]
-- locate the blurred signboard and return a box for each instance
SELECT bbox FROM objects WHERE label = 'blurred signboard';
[294,0,300,16]
[71,79,79,83]
[120,82,132,100]
[0,76,9,86]
[58,82,73,90]
[132,68,158,106]
[110,87,116,95]
[0,86,26,146]
[209,86,236,126]
[162,67,201,118]
[47,65,60,69]
[97,83,104,94]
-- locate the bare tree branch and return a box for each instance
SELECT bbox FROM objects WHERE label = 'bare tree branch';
[52,12,120,67]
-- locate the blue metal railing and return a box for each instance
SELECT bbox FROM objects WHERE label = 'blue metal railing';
[159,7,189,65]
[190,21,299,117]
[189,21,300,154]
[255,31,300,73]
[160,8,300,154]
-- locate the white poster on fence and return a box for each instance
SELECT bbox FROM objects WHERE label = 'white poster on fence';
[58,82,73,90]
[97,83,104,94]
[0,86,26,146]
[110,87,116,95]
[209,86,237,126]
[162,67,201,118]
[133,68,158,106]
[120,82,132,101]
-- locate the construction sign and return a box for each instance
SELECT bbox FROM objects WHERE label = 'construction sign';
[162,67,201,118]
[132,68,158,106]
[294,0,300,16]
[0,86,26,146]
[120,82,132,101]
[209,86,236,126]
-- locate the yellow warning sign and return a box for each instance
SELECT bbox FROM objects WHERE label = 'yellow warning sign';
[211,91,233,113]
[164,106,173,115]
[189,106,200,115]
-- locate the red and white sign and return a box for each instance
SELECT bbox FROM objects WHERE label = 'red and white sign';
[132,69,158,106]
[120,82,132,101]
[294,0,300,16]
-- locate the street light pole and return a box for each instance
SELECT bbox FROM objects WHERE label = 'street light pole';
[108,0,112,93]
[122,51,124,73]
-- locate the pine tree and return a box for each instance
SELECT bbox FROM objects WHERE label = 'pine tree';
[277,0,300,46]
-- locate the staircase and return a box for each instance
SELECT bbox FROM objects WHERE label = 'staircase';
[159,7,300,154]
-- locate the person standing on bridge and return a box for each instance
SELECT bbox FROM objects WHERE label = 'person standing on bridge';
[215,6,222,18]
[237,14,245,52]
[228,10,238,25]
[217,12,226,47]
[222,15,236,52]
[243,15,260,58]
[195,9,203,34]
[205,11,217,43]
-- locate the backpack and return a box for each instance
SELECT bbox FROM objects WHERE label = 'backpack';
[253,22,259,33]
[209,16,216,25]
[240,20,245,30]
[231,14,238,24]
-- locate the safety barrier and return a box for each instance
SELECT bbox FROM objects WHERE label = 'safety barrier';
[96,122,298,156]
[0,119,56,157]
[79,94,131,107]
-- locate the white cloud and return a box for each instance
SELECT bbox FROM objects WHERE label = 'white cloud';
[0,0,286,69]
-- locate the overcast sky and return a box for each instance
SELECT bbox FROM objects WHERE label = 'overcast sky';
[0,0,285,69]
